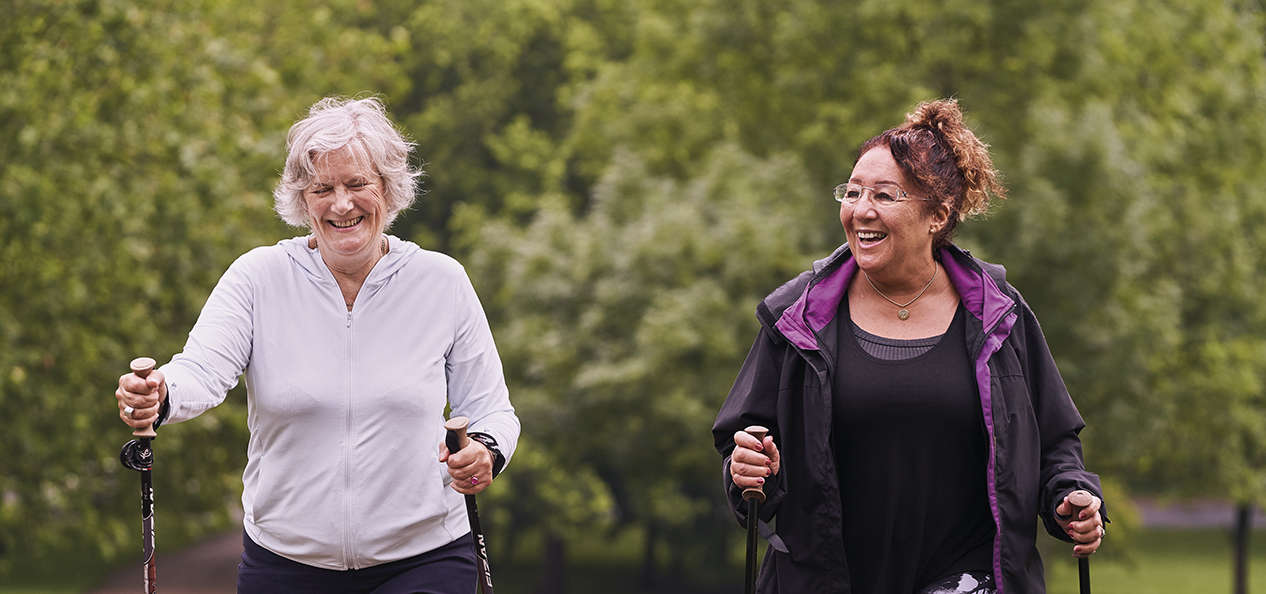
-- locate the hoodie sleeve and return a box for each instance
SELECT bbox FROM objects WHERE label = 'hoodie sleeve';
[445,266,520,468]
[159,253,256,423]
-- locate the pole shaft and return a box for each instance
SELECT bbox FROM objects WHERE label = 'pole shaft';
[140,440,156,593]
[1078,558,1090,594]
[745,498,759,594]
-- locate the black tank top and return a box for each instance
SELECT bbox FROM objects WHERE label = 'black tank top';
[832,300,995,593]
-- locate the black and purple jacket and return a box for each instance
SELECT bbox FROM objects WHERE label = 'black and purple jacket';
[714,242,1104,594]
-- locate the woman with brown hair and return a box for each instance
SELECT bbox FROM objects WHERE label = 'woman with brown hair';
[714,99,1104,593]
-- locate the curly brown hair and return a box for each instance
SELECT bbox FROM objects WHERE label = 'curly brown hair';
[857,99,1006,251]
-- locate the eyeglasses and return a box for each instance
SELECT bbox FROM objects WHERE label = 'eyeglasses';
[833,183,931,207]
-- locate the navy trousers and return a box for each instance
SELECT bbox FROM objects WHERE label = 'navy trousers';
[237,531,477,594]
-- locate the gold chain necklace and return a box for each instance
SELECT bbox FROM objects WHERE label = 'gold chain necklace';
[312,235,389,308]
[863,264,938,321]
[312,235,389,256]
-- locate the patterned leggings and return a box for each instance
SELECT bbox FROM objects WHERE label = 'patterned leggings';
[917,571,996,594]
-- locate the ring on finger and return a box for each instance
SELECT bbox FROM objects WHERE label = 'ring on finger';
[470,476,479,485]
[123,406,135,418]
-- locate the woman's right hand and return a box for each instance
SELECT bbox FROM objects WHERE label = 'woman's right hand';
[115,367,167,430]
[731,430,780,490]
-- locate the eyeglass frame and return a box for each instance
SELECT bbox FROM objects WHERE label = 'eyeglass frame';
[833,182,933,206]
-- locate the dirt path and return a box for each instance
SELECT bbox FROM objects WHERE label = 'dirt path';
[84,499,1261,593]
[88,531,240,594]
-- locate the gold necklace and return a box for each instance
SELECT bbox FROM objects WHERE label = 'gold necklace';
[312,235,389,308]
[864,264,938,321]
[312,235,389,255]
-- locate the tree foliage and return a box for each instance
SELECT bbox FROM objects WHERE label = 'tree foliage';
[465,145,825,579]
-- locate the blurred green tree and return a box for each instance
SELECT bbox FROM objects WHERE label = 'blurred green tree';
[464,145,827,586]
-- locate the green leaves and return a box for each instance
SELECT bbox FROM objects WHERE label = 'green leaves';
[466,145,824,565]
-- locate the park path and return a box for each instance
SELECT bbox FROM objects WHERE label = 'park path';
[86,498,1264,593]
[88,531,240,594]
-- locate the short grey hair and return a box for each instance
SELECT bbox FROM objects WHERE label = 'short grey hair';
[273,96,423,229]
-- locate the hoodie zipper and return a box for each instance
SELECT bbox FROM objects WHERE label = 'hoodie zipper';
[344,306,358,568]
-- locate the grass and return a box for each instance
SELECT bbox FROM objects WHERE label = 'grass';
[1045,528,1266,594]
[6,528,1266,593]
[451,527,1266,594]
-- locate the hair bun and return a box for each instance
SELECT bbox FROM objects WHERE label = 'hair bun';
[907,100,964,134]
[903,99,1005,219]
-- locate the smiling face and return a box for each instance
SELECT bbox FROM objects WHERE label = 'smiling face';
[305,148,386,259]
[841,147,949,284]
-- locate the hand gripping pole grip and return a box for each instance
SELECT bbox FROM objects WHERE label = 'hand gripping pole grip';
[1068,490,1094,594]
[741,426,769,502]
[130,357,157,438]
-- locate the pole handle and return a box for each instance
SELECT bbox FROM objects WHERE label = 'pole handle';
[130,357,157,438]
[445,416,471,454]
[1067,490,1094,517]
[741,425,769,503]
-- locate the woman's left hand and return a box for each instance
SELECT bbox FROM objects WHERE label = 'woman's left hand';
[1054,491,1105,558]
[439,440,495,495]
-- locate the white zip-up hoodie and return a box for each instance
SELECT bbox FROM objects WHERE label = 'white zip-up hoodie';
[159,235,518,570]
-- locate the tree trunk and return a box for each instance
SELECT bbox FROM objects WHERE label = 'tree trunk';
[1234,503,1251,594]
[536,530,566,594]
[640,522,659,588]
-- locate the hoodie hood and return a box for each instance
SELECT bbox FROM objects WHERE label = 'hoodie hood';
[279,235,417,298]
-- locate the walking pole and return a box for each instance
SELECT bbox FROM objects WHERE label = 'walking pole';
[445,417,495,594]
[1068,490,1094,594]
[118,357,158,594]
[742,425,769,594]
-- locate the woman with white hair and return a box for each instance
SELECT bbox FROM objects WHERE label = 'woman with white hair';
[114,96,518,593]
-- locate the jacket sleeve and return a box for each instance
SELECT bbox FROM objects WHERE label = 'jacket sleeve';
[445,267,520,468]
[714,326,788,526]
[159,254,255,423]
[1018,299,1107,541]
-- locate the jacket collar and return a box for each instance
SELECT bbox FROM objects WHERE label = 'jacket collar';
[769,243,1016,352]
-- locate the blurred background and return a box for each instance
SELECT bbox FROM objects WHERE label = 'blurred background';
[3,0,1266,592]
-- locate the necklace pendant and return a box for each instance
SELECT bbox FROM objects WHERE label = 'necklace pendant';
[898,309,910,321]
